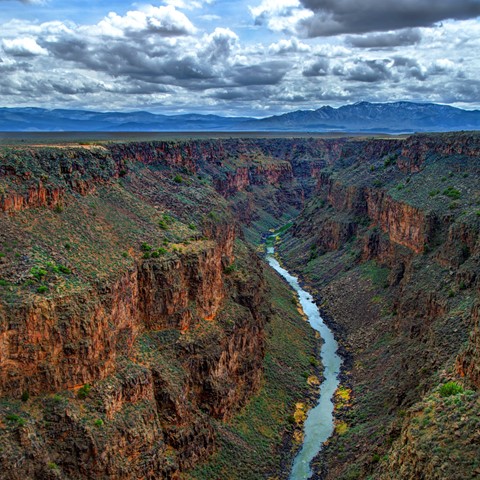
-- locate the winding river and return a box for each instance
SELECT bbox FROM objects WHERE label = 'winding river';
[266,246,342,480]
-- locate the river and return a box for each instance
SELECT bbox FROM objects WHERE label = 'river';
[266,246,342,480]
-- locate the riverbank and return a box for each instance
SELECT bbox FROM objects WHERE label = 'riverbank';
[266,246,342,480]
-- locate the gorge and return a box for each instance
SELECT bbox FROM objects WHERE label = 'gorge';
[0,132,479,479]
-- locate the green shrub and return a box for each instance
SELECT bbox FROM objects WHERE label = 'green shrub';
[173,174,183,184]
[21,391,30,402]
[77,384,91,399]
[6,414,26,426]
[93,419,104,427]
[443,187,461,200]
[383,155,397,167]
[47,462,59,470]
[64,243,72,250]
[31,266,48,281]
[151,248,167,258]
[207,210,220,221]
[309,356,319,367]
[122,252,129,258]
[37,285,48,294]
[0,279,9,287]
[188,223,196,230]
[439,381,463,397]
[159,213,174,230]
[59,265,71,274]
[140,243,152,252]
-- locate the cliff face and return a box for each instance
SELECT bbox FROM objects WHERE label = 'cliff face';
[278,132,480,480]
[0,144,269,479]
[0,147,119,213]
[457,303,480,388]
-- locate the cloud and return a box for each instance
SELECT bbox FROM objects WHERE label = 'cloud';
[96,5,197,38]
[303,58,329,76]
[163,0,213,10]
[346,29,422,48]
[201,28,239,62]
[333,59,392,83]
[269,37,310,54]
[392,56,427,81]
[250,0,313,33]
[1,1,480,114]
[2,37,48,56]
[231,61,290,86]
[297,0,480,36]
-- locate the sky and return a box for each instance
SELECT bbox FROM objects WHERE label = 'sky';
[0,0,480,116]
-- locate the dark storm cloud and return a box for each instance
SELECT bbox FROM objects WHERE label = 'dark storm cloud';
[346,29,422,48]
[333,59,392,83]
[298,0,480,36]
[302,58,329,77]
[231,61,290,86]
[209,89,249,100]
[393,57,427,81]
[39,32,215,86]
[50,82,100,95]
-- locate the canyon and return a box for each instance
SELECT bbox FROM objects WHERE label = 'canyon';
[0,133,478,479]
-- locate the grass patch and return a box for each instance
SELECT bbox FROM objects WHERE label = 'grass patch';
[439,381,464,397]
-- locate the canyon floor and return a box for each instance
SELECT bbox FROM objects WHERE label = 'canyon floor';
[0,133,479,479]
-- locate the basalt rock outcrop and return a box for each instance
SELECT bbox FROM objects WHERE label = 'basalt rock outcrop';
[0,133,479,480]
[0,144,269,479]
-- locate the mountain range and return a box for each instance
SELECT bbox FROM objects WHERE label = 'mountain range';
[1,101,480,133]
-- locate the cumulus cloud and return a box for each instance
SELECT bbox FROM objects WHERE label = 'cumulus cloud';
[2,37,48,56]
[200,28,239,62]
[250,0,313,33]
[333,59,392,83]
[297,0,480,37]
[303,58,329,76]
[269,37,310,54]
[96,5,197,38]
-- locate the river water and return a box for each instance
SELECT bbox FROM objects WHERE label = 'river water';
[266,246,342,480]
